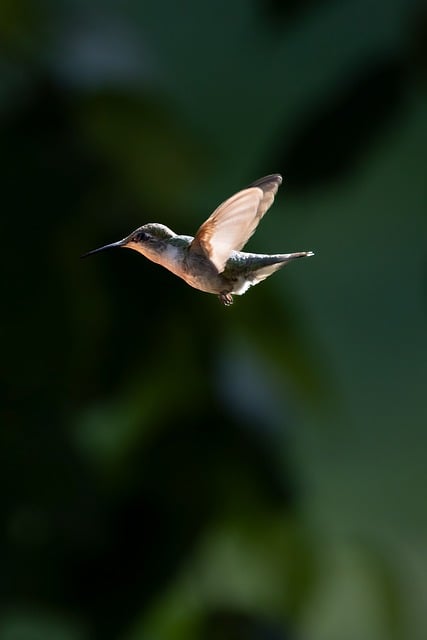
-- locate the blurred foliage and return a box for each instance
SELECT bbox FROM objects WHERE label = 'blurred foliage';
[1,1,427,639]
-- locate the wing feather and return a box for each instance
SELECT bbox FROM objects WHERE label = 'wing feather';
[190,174,282,272]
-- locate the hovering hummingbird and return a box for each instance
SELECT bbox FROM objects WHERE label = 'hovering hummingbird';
[82,174,314,305]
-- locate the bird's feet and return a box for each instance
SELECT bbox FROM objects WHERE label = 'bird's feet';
[219,292,233,306]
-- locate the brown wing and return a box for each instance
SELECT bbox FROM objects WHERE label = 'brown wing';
[189,174,282,273]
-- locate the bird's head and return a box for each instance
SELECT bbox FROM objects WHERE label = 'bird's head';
[81,224,176,261]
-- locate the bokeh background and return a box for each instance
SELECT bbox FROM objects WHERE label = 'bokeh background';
[1,1,427,639]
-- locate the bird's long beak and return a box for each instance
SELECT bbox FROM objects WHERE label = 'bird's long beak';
[81,239,126,258]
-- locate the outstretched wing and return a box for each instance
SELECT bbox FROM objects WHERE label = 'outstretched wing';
[189,174,282,273]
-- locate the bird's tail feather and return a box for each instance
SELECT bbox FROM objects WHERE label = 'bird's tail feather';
[250,251,314,283]
[276,251,314,261]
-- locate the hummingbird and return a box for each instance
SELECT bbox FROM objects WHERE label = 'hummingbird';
[82,174,314,305]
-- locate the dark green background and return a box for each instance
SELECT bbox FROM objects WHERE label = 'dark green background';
[1,1,427,639]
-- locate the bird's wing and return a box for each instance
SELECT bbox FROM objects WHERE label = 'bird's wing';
[189,174,282,273]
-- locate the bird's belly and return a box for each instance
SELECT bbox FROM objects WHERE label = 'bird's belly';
[155,253,216,293]
[180,268,251,296]
[230,278,252,295]
[179,271,225,294]
[179,269,251,296]
[173,256,226,294]
[166,255,249,295]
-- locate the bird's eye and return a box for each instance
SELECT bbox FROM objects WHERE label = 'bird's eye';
[137,231,148,242]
